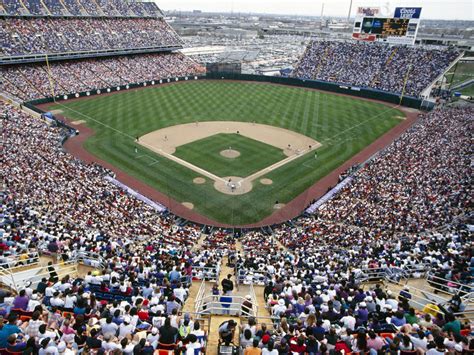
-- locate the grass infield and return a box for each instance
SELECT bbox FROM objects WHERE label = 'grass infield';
[48,80,405,225]
[173,133,286,178]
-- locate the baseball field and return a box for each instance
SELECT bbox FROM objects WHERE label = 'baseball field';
[47,80,405,225]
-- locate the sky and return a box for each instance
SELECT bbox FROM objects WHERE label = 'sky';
[156,0,474,21]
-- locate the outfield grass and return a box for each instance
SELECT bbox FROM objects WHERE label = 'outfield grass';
[48,80,405,225]
[445,61,474,86]
[173,133,286,177]
[459,83,474,96]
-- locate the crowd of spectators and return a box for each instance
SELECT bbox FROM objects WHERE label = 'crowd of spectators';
[2,17,182,57]
[1,101,213,352]
[1,0,162,17]
[1,69,472,353]
[292,40,460,97]
[2,53,206,101]
[231,106,472,353]
[238,279,472,355]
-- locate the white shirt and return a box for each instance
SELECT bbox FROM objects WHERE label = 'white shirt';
[174,287,187,303]
[386,298,398,310]
[50,297,64,307]
[45,286,55,297]
[64,295,77,309]
[27,299,41,311]
[102,341,120,351]
[119,324,135,338]
[262,349,279,355]
[340,315,356,330]
[39,346,59,355]
[185,341,202,355]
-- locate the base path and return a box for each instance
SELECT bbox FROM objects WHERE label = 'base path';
[139,121,321,195]
[139,121,321,156]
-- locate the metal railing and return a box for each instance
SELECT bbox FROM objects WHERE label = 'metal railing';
[249,283,259,317]
[71,251,106,269]
[236,268,269,286]
[0,260,78,293]
[425,272,473,297]
[356,263,431,283]
[194,280,207,314]
[0,251,40,270]
[192,266,220,282]
[195,295,257,317]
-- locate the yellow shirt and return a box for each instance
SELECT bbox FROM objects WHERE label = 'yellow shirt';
[422,303,440,317]
[245,347,262,355]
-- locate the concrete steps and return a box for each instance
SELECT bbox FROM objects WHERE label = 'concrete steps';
[207,315,241,355]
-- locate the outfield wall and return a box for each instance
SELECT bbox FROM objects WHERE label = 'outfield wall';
[25,73,431,111]
[204,73,428,110]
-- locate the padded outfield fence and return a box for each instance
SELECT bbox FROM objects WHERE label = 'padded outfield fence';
[24,73,429,110]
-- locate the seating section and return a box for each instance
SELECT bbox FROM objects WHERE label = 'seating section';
[292,40,460,97]
[2,53,205,101]
[1,17,182,57]
[0,95,471,353]
[0,3,471,351]
[1,0,162,17]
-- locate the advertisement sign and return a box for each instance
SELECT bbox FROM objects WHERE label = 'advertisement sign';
[357,7,380,16]
[352,33,377,42]
[394,7,422,19]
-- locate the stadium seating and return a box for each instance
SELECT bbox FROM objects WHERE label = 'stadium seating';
[0,95,471,353]
[1,0,163,17]
[1,17,182,57]
[0,0,471,351]
[2,53,205,101]
[293,40,460,97]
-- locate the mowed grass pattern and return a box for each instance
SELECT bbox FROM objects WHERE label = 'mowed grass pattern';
[49,81,404,225]
[173,133,287,177]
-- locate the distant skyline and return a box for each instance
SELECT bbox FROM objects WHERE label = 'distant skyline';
[156,0,474,21]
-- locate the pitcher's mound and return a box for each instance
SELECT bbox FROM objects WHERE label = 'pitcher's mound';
[260,178,273,185]
[182,202,194,209]
[220,149,241,158]
[274,203,285,209]
[214,176,252,195]
[193,177,206,184]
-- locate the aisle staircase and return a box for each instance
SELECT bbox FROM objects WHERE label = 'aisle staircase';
[184,240,262,355]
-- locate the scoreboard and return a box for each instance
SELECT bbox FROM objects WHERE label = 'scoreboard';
[353,7,421,45]
[360,18,410,37]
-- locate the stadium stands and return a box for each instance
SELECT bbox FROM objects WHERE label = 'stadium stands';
[1,100,472,352]
[2,53,206,101]
[0,0,472,352]
[0,0,204,103]
[1,0,163,17]
[1,17,182,57]
[293,40,460,97]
